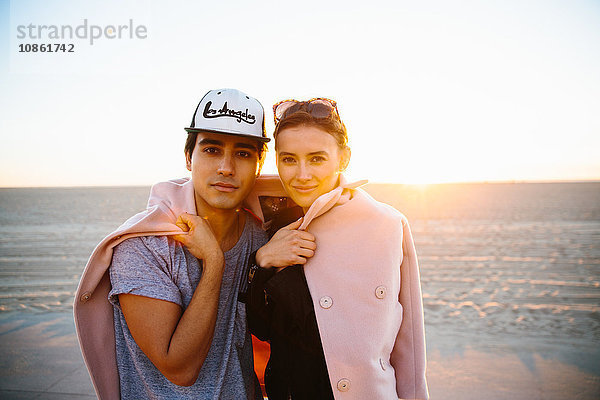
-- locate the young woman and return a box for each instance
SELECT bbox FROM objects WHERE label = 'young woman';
[246,99,429,399]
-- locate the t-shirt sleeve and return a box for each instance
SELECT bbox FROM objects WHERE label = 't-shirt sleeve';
[108,236,183,309]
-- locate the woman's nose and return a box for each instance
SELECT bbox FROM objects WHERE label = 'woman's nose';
[297,162,311,181]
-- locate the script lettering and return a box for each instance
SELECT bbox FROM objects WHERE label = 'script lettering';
[203,101,256,124]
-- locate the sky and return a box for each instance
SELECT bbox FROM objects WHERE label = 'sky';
[0,0,599,187]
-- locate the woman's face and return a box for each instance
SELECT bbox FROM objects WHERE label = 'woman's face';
[276,125,349,211]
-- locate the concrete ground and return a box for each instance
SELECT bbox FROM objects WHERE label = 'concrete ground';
[1,312,598,400]
[0,313,95,399]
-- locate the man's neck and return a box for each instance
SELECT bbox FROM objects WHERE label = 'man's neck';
[195,200,244,252]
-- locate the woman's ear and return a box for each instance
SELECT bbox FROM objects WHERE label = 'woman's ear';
[339,146,351,171]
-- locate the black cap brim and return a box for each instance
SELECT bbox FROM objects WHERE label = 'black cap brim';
[184,127,270,142]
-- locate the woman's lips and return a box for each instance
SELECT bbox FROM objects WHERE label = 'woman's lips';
[293,185,318,194]
[212,182,238,192]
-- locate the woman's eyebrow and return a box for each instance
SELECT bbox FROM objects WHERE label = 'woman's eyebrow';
[278,151,329,156]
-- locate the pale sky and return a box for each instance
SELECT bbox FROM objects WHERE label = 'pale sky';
[1,0,599,187]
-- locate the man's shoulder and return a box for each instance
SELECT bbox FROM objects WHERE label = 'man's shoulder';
[112,235,184,269]
[114,234,171,254]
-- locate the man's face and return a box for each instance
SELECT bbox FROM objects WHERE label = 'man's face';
[187,132,261,214]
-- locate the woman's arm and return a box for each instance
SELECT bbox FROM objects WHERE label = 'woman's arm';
[246,251,276,340]
[246,218,317,340]
[390,218,429,399]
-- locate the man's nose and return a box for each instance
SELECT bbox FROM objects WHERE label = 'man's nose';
[217,153,235,176]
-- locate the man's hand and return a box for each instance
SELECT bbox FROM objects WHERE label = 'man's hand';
[173,213,223,264]
[255,218,317,269]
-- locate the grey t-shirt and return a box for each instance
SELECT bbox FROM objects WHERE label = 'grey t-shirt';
[108,213,267,400]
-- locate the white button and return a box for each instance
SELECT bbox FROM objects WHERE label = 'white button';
[380,358,386,370]
[337,378,350,392]
[375,285,387,299]
[319,296,333,309]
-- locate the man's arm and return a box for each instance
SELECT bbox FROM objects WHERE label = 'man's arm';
[118,214,224,387]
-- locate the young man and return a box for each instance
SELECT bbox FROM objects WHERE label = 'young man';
[74,89,270,399]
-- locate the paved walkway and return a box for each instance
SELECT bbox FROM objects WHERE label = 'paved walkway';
[0,313,95,399]
[1,312,598,399]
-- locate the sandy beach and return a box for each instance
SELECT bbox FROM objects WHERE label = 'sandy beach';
[0,182,598,399]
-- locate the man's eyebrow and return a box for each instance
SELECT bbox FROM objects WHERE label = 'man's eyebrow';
[198,138,224,146]
[235,142,259,152]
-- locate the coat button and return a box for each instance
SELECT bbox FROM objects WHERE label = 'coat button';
[375,285,387,299]
[337,378,350,392]
[319,296,333,309]
[80,292,91,303]
[380,358,387,370]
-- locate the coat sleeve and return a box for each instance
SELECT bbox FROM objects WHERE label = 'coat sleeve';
[245,251,277,341]
[390,218,429,399]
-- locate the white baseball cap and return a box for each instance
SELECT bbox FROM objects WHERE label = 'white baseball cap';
[185,88,270,142]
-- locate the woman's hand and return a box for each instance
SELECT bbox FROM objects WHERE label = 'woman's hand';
[255,218,316,269]
[173,213,224,265]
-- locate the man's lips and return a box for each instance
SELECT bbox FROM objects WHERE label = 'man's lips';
[211,182,238,193]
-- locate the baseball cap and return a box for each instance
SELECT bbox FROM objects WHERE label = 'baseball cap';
[185,89,270,142]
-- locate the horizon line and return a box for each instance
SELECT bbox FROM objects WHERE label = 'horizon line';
[1,178,600,190]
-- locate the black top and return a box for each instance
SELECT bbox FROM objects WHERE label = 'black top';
[244,206,334,400]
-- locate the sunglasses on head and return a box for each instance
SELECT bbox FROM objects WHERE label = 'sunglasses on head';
[272,98,340,125]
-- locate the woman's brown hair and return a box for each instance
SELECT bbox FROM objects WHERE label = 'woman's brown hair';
[273,110,348,150]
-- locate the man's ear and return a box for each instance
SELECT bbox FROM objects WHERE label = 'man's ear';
[339,146,351,171]
[185,153,192,171]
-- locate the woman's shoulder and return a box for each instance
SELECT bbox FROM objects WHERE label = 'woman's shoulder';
[352,188,409,225]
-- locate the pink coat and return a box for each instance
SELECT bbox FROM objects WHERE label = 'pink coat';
[295,178,429,400]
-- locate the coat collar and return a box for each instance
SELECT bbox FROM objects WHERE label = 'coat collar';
[299,175,367,230]
[146,177,197,220]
